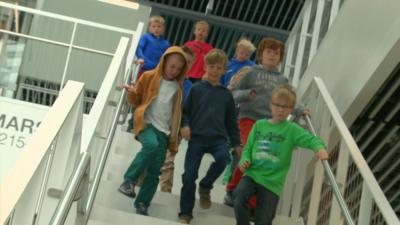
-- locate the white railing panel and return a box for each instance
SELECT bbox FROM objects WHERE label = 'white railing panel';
[0,81,84,224]
[300,77,400,225]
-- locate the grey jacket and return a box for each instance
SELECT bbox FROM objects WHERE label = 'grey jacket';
[232,65,302,120]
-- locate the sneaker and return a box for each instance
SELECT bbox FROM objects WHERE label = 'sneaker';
[178,214,192,224]
[198,187,211,209]
[223,191,234,207]
[136,202,148,216]
[118,180,136,198]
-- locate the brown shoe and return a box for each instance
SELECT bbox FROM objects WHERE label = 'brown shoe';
[178,214,192,224]
[198,187,211,209]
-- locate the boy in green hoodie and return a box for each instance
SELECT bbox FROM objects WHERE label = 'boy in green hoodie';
[233,84,329,225]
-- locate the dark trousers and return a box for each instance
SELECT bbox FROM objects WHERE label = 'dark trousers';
[179,137,229,216]
[234,176,279,225]
[123,124,168,208]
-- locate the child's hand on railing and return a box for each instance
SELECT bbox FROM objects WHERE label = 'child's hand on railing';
[135,59,144,65]
[120,83,136,93]
[239,160,251,172]
[302,108,311,117]
[316,149,329,160]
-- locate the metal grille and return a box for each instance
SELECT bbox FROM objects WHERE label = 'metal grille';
[139,0,305,58]
[161,14,266,60]
[316,145,340,225]
[350,63,400,223]
[147,0,304,31]
[17,77,96,113]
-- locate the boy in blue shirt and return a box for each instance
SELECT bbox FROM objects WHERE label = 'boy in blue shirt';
[220,38,255,87]
[135,15,170,73]
[178,49,242,224]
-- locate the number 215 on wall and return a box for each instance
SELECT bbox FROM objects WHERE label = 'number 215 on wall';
[0,133,26,149]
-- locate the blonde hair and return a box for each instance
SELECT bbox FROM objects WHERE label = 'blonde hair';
[236,38,256,53]
[205,49,228,68]
[149,15,165,26]
[181,45,195,58]
[194,20,210,31]
[228,66,252,90]
[256,37,285,63]
[271,84,297,107]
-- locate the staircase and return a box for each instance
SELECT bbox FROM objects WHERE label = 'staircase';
[87,123,298,225]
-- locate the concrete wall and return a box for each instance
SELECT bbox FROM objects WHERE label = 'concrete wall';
[297,0,400,126]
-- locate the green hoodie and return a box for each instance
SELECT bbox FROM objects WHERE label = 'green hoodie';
[240,119,326,196]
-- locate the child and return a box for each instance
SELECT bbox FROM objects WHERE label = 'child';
[222,66,252,185]
[224,37,307,208]
[178,49,241,224]
[136,15,170,74]
[234,84,329,225]
[220,38,256,87]
[119,46,188,216]
[128,15,170,132]
[184,20,213,83]
[159,45,195,193]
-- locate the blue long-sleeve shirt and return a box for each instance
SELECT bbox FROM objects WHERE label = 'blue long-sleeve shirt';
[220,59,255,87]
[135,33,170,71]
[182,81,241,147]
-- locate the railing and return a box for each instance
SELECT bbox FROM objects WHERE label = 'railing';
[296,77,400,225]
[0,18,143,222]
[304,115,355,225]
[50,41,142,224]
[0,80,85,225]
[0,1,136,112]
[283,0,344,87]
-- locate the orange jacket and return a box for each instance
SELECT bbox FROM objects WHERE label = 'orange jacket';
[127,46,188,152]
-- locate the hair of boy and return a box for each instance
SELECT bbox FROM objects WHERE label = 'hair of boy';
[236,38,256,53]
[256,37,285,63]
[149,15,165,26]
[205,49,229,69]
[271,84,297,107]
[181,45,195,58]
[193,20,210,32]
[163,52,187,67]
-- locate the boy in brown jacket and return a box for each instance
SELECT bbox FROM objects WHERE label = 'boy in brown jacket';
[119,46,189,216]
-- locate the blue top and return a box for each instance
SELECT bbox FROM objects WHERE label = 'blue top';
[220,59,255,87]
[183,78,192,101]
[182,81,241,147]
[136,33,170,71]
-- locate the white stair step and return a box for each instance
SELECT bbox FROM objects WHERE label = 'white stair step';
[90,205,185,225]
[95,180,234,218]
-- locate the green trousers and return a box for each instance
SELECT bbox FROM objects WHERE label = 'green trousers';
[124,124,168,208]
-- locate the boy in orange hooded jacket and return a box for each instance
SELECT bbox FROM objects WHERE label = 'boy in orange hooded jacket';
[120,46,189,216]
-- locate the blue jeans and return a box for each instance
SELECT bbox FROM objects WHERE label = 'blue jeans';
[234,176,279,225]
[123,124,168,208]
[179,137,229,216]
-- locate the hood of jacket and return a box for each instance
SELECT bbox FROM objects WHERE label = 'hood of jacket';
[152,46,189,85]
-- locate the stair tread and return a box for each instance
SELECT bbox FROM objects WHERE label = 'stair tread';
[95,179,234,218]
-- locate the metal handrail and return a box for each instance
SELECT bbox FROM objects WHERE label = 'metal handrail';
[50,152,90,225]
[307,77,400,225]
[0,1,135,35]
[304,115,355,225]
[82,63,136,223]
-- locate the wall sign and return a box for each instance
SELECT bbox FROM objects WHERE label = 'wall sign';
[0,97,49,182]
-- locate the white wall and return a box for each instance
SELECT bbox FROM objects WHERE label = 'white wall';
[18,0,151,91]
[297,0,400,126]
